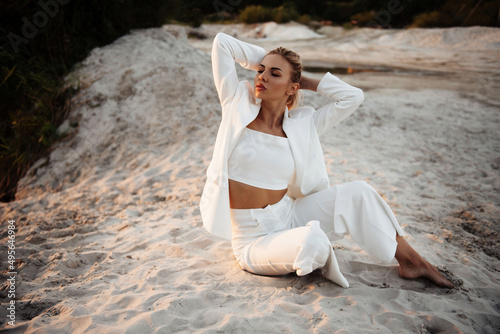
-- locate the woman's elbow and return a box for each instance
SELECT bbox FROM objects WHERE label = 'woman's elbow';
[214,32,230,44]
[213,33,226,49]
[354,88,364,107]
[215,32,226,39]
[357,88,365,103]
[213,32,223,46]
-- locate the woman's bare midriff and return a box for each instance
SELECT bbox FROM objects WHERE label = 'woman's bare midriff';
[229,179,288,209]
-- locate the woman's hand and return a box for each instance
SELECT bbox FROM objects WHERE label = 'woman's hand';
[299,75,320,92]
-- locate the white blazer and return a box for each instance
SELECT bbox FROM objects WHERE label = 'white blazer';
[200,32,364,241]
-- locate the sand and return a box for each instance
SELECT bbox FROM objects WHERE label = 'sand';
[0,22,499,333]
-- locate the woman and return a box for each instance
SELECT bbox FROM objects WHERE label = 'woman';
[200,32,453,288]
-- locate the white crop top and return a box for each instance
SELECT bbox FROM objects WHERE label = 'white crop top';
[228,127,295,190]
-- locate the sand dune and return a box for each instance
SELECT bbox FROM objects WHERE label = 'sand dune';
[0,23,499,333]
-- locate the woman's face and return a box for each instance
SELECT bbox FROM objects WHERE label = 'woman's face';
[254,54,297,103]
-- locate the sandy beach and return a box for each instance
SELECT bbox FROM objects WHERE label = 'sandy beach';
[1,22,499,333]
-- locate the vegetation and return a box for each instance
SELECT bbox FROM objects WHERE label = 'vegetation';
[408,0,500,28]
[1,0,498,201]
[239,5,275,24]
[234,0,499,28]
[0,0,177,201]
[239,4,299,24]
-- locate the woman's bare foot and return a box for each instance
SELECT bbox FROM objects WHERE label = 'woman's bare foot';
[395,235,454,288]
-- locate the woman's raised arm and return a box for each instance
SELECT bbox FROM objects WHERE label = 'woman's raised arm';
[299,75,320,92]
[312,73,364,136]
[211,33,266,111]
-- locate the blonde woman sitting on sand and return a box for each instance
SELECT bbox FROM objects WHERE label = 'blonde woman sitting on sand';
[200,32,454,289]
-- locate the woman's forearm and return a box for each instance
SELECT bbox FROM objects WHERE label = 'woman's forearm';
[212,33,266,107]
[299,75,320,92]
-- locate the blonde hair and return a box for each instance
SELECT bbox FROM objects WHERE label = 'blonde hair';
[265,47,302,110]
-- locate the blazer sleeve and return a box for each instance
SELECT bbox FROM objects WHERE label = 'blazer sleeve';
[211,32,266,111]
[313,72,364,136]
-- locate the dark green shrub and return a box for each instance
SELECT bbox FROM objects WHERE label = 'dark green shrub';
[350,11,376,26]
[409,11,443,28]
[0,0,177,202]
[239,5,274,24]
[273,5,300,23]
[298,14,312,25]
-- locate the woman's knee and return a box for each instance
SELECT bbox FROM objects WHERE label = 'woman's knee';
[346,180,378,200]
[300,221,331,254]
[351,180,374,191]
[293,221,332,275]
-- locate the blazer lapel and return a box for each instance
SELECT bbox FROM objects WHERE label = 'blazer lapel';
[283,107,311,193]
[228,93,260,156]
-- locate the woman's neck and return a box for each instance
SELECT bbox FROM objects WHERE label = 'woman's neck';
[258,99,287,129]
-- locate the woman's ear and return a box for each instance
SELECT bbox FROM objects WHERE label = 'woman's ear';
[287,82,300,96]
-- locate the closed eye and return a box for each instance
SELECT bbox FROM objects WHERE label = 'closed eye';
[258,64,282,77]
[257,70,280,77]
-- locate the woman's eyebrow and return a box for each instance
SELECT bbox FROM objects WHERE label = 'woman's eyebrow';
[258,64,283,72]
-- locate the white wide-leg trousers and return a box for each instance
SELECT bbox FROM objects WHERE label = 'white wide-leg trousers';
[230,181,405,286]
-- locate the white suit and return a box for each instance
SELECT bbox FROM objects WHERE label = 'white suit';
[200,33,403,287]
[201,32,365,238]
